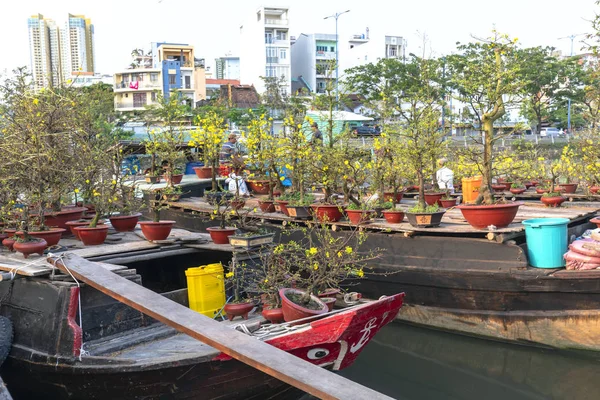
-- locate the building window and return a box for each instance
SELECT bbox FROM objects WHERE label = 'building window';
[279,49,287,59]
[150,73,158,82]
[185,75,191,89]
[151,92,157,102]
[265,31,273,44]
[316,46,327,52]
[265,66,276,77]
[266,47,277,57]
[169,74,176,85]
[330,46,335,52]
[389,46,397,57]
[133,92,146,108]
[276,31,287,41]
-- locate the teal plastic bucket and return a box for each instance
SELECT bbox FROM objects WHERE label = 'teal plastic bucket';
[522,218,569,268]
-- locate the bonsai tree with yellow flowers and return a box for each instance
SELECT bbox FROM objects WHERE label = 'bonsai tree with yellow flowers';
[189,110,228,192]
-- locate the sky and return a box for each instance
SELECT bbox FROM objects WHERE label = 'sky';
[1,0,598,77]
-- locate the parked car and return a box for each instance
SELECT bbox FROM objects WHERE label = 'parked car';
[352,125,381,136]
[539,127,562,137]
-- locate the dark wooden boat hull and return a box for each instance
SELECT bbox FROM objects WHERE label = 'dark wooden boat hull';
[1,355,303,400]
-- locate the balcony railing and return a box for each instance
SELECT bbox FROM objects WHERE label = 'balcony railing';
[316,51,336,59]
[114,81,161,90]
[266,57,279,64]
[265,19,288,25]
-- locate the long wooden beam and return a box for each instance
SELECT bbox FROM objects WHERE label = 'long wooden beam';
[48,253,393,400]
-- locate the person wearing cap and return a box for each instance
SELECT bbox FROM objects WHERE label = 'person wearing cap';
[310,122,323,146]
[219,133,243,167]
[436,157,454,194]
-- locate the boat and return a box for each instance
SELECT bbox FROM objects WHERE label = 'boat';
[0,233,404,399]
[164,196,600,353]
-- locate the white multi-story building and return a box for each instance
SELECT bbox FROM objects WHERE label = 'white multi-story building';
[27,13,95,90]
[290,33,337,94]
[339,32,405,74]
[215,56,240,80]
[240,6,291,95]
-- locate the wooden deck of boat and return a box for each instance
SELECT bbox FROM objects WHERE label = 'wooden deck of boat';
[168,197,600,242]
[0,228,229,278]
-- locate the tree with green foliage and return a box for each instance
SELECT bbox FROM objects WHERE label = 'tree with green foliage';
[448,31,526,205]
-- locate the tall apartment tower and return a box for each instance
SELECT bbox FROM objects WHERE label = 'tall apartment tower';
[27,13,95,90]
[240,6,291,95]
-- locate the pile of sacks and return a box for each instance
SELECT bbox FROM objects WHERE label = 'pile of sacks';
[564,232,600,270]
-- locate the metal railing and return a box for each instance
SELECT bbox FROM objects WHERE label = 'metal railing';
[115,81,161,90]
[266,57,279,64]
[265,19,288,25]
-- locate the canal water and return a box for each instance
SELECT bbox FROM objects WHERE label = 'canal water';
[335,322,600,400]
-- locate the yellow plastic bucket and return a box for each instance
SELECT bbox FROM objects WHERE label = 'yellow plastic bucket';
[185,263,226,318]
[462,176,482,204]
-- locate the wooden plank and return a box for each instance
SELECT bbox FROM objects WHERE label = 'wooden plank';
[47,253,393,400]
[69,241,159,258]
[0,255,127,277]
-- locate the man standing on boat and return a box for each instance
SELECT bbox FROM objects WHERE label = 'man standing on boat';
[436,158,454,194]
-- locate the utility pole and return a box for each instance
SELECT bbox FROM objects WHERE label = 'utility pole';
[324,10,350,110]
[558,33,586,134]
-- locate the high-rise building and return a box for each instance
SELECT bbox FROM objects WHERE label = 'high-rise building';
[215,56,240,80]
[240,6,291,95]
[27,13,95,90]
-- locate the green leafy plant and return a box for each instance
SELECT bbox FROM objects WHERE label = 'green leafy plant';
[408,203,440,213]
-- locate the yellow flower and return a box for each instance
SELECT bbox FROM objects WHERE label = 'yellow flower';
[345,246,353,254]
[357,269,364,278]
[313,263,319,270]
[337,251,342,258]
[225,271,234,278]
[74,188,80,194]
[85,179,90,184]
[112,180,117,185]
[33,98,39,105]
[308,247,318,255]
[264,278,269,283]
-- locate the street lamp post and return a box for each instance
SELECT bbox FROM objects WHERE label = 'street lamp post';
[558,33,585,134]
[324,9,350,110]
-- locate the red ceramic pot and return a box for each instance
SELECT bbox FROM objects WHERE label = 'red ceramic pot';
[2,236,16,252]
[536,188,549,194]
[74,225,109,246]
[456,202,523,229]
[206,226,237,244]
[230,199,246,210]
[310,204,343,222]
[382,210,405,223]
[258,200,276,213]
[492,184,507,193]
[424,192,445,206]
[279,288,328,323]
[138,221,176,241]
[43,207,86,232]
[541,196,566,208]
[591,186,600,194]
[509,188,526,194]
[274,200,289,216]
[247,180,273,195]
[502,182,513,190]
[317,288,341,298]
[193,166,213,179]
[109,213,141,232]
[166,174,184,185]
[383,192,404,203]
[13,239,48,259]
[320,297,337,312]
[559,183,578,194]
[440,199,457,208]
[590,217,600,228]
[16,228,66,247]
[224,302,255,321]
[0,233,8,243]
[66,220,91,239]
[345,209,374,225]
[261,307,284,324]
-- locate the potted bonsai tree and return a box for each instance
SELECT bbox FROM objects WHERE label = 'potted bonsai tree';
[540,160,566,207]
[245,112,284,211]
[279,115,315,219]
[276,221,379,322]
[449,32,526,229]
[205,199,238,245]
[223,261,255,321]
[108,145,145,232]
